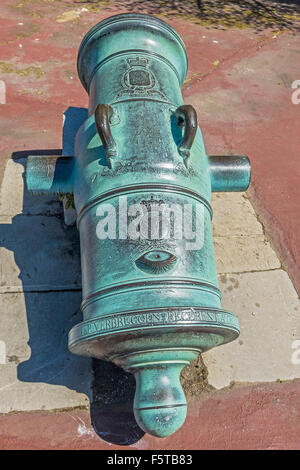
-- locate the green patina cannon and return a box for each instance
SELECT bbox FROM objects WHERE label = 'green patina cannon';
[26,13,250,437]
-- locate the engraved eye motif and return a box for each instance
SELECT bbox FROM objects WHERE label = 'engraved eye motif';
[135,250,177,274]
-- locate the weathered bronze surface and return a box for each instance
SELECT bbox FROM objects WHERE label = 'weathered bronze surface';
[26,13,251,438]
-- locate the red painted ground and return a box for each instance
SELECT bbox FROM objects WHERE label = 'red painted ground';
[0,380,299,450]
[0,0,299,450]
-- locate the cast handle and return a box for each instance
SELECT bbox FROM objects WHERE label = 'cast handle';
[95,103,117,168]
[175,104,198,168]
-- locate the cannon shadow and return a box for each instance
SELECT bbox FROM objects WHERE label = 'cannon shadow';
[0,107,144,445]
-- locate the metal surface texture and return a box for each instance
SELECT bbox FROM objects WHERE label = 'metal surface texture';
[26,13,251,438]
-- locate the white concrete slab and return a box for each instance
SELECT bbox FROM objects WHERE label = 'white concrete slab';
[212,192,263,237]
[212,192,280,273]
[214,234,280,273]
[0,291,91,413]
[203,269,300,389]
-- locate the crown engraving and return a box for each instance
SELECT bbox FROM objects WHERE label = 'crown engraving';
[127,57,149,68]
[140,196,165,211]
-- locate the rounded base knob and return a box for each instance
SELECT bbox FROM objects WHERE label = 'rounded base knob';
[133,364,187,438]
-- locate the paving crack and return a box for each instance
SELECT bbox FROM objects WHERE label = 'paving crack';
[218,267,282,275]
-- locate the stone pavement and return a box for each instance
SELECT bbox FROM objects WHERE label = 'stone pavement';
[0,0,299,449]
